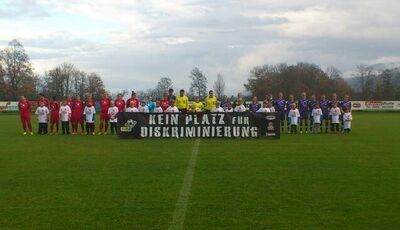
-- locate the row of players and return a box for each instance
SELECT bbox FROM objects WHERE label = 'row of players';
[17,90,352,135]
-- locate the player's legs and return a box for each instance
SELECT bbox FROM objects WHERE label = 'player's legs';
[62,121,67,134]
[20,115,27,133]
[89,123,94,134]
[79,119,84,134]
[340,114,344,132]
[26,116,32,133]
[304,117,308,133]
[99,113,105,134]
[286,114,290,132]
[279,113,285,132]
[86,122,90,134]
[104,115,109,134]
[71,120,77,134]
[44,123,48,134]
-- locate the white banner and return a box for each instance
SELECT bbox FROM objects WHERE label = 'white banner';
[352,101,400,110]
[0,102,19,111]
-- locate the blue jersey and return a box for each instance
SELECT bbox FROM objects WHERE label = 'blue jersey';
[249,102,261,112]
[341,100,352,111]
[298,99,309,113]
[319,100,331,114]
[274,99,286,113]
[147,101,156,112]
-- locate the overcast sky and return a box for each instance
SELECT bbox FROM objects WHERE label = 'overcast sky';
[1,0,400,95]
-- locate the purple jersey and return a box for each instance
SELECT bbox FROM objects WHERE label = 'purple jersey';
[286,100,296,114]
[298,99,309,113]
[308,100,318,112]
[274,99,286,113]
[249,102,261,112]
[341,100,351,111]
[319,100,331,114]
[221,100,229,110]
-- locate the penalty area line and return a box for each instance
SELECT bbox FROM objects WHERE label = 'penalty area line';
[168,139,201,230]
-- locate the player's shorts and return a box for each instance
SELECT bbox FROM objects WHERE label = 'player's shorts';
[100,112,110,120]
[71,111,83,122]
[300,111,309,120]
[50,113,59,123]
[278,112,286,123]
[322,113,329,121]
[20,113,30,121]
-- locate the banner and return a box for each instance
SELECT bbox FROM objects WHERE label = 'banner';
[0,102,19,111]
[352,101,400,110]
[117,112,280,139]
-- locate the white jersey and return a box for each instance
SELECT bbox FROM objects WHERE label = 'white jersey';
[312,108,322,124]
[83,106,96,123]
[288,109,300,125]
[234,105,246,112]
[343,112,352,129]
[59,105,71,122]
[35,106,49,123]
[211,107,224,112]
[329,107,341,124]
[126,107,139,112]
[256,107,271,113]
[225,108,234,112]
[108,106,119,123]
[166,106,179,113]
[154,107,163,113]
[139,105,149,113]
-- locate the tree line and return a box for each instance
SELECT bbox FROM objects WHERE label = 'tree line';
[0,40,107,101]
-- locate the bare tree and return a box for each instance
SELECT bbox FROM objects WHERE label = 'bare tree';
[0,39,35,99]
[213,74,225,99]
[354,65,375,100]
[86,72,107,100]
[154,77,173,100]
[189,67,208,99]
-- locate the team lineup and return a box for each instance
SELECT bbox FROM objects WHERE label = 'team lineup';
[18,88,353,136]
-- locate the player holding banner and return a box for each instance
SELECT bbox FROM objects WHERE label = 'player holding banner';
[115,94,125,113]
[18,96,33,135]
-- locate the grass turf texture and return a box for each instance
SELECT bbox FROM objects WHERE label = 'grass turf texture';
[0,112,399,229]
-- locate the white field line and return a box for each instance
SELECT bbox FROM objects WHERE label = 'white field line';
[168,139,201,230]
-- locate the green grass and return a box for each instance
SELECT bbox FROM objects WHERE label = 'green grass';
[0,112,399,229]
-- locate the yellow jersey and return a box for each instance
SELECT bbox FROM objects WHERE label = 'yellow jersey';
[175,95,189,110]
[205,96,217,111]
[191,101,204,112]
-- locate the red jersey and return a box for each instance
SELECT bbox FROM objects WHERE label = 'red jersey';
[100,98,111,113]
[18,101,31,115]
[37,98,49,107]
[126,98,138,108]
[72,101,84,113]
[49,101,60,115]
[115,98,125,112]
[160,99,170,111]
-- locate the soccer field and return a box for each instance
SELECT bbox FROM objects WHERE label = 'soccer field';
[0,112,399,229]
